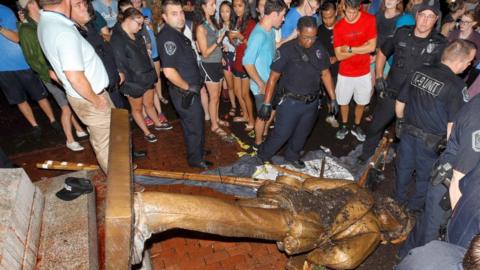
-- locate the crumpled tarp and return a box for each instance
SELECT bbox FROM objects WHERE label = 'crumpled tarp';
[134,144,394,197]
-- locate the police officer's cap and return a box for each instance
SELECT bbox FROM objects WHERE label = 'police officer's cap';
[417,0,441,16]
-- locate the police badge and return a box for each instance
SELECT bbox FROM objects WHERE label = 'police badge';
[473,130,480,152]
[426,42,436,54]
[164,41,177,56]
[316,49,322,59]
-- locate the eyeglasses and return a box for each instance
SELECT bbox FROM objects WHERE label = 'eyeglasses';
[305,0,317,12]
[460,20,474,25]
[417,13,437,20]
[133,18,144,26]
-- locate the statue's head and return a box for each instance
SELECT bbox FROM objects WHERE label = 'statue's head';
[372,195,414,244]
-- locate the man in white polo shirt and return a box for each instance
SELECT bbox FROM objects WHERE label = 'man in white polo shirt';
[37,0,113,173]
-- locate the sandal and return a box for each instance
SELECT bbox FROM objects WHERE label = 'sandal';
[212,127,228,138]
[244,124,254,132]
[228,107,237,116]
[159,96,169,104]
[218,120,230,127]
[233,116,247,122]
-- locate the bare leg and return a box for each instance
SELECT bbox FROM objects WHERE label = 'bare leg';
[71,115,85,133]
[255,118,266,145]
[224,71,236,110]
[263,110,276,137]
[37,98,56,123]
[143,89,162,126]
[242,78,255,127]
[153,61,166,102]
[205,81,222,131]
[17,101,38,127]
[59,105,75,144]
[233,76,247,119]
[200,86,210,121]
[128,95,151,136]
[340,105,349,124]
[354,105,365,126]
[153,89,162,114]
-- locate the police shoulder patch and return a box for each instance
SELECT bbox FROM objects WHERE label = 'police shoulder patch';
[472,130,480,152]
[273,49,281,62]
[164,41,177,56]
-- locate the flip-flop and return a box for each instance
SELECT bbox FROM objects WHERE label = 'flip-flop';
[212,127,228,137]
[228,107,236,116]
[233,116,247,122]
[244,124,254,132]
[218,120,230,127]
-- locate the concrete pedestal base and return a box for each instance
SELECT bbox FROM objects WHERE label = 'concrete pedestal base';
[35,170,98,270]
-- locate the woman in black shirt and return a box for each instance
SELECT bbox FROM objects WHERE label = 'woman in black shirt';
[110,7,161,143]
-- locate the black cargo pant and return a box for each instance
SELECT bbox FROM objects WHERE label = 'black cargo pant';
[360,94,396,159]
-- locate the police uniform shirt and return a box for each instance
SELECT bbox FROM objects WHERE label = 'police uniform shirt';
[381,26,446,93]
[447,164,480,249]
[397,63,467,136]
[271,39,330,95]
[157,24,201,86]
[442,95,480,174]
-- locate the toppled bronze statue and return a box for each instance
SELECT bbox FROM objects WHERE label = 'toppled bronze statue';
[132,175,413,269]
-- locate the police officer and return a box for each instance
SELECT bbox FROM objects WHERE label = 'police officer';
[398,91,480,258]
[257,16,338,169]
[394,39,475,215]
[358,0,447,163]
[157,0,210,169]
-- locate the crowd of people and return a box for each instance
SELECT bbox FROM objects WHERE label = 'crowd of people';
[3,0,480,267]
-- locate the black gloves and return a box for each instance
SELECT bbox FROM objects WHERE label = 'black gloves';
[395,117,405,139]
[187,84,201,95]
[181,84,201,109]
[375,78,388,98]
[329,99,339,115]
[258,103,272,120]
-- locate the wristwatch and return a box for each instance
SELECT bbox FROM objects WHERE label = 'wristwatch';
[348,46,353,53]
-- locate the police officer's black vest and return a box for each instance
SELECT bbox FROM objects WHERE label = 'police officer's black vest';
[388,26,446,93]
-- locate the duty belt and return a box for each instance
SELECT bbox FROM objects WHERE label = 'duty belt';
[283,89,318,104]
[403,123,444,149]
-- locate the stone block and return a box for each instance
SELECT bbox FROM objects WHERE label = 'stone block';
[0,168,44,270]
[35,170,98,270]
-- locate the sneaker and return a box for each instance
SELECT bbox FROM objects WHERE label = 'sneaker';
[32,126,42,139]
[351,125,366,142]
[144,133,157,143]
[51,121,62,133]
[76,130,88,138]
[66,141,85,151]
[158,113,168,123]
[144,117,154,127]
[335,125,349,140]
[288,160,306,169]
[154,122,173,131]
[325,115,339,128]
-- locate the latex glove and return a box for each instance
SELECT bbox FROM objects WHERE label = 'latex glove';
[329,99,339,115]
[258,103,272,120]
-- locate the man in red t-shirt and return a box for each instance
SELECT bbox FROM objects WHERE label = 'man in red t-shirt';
[333,0,376,141]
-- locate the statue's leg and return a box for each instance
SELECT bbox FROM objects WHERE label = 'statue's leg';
[134,191,290,237]
[306,212,381,270]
